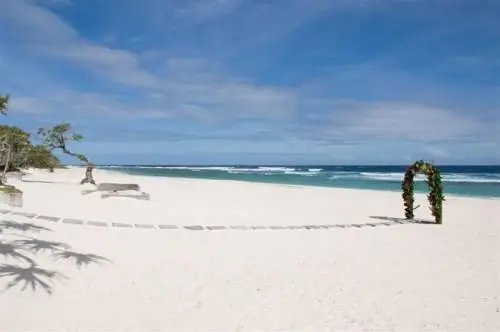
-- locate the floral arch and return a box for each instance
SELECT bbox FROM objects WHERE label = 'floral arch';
[402,160,445,224]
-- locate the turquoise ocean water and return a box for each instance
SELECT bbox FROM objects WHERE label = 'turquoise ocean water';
[98,165,500,198]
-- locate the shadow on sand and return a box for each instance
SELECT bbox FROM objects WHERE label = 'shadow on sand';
[0,263,66,295]
[21,179,77,185]
[55,251,110,269]
[0,220,51,233]
[369,216,437,225]
[0,220,111,295]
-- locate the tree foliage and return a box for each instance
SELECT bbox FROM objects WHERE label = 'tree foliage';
[0,126,61,171]
[0,125,31,170]
[0,94,62,188]
[37,123,88,163]
[24,145,61,170]
[38,123,96,185]
[0,95,9,115]
[402,160,445,224]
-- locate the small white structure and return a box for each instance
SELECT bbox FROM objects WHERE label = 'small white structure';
[6,171,23,180]
[0,188,23,207]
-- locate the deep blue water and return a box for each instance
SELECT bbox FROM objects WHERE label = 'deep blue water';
[97,165,500,198]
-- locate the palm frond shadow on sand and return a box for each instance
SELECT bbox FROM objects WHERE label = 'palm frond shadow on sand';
[54,251,111,269]
[13,238,71,253]
[0,263,66,295]
[0,219,111,294]
[0,240,35,264]
[0,220,51,233]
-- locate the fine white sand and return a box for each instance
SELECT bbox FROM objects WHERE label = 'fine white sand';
[0,167,499,331]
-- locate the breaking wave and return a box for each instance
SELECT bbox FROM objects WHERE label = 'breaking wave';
[99,165,500,184]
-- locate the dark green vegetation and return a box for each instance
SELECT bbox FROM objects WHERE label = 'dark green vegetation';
[0,93,94,188]
[0,95,9,115]
[0,185,22,194]
[402,160,445,224]
[0,125,62,173]
[24,145,61,170]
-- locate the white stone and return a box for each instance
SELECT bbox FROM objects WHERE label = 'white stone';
[0,191,23,207]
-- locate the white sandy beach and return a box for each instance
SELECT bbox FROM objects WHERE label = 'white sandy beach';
[0,167,499,331]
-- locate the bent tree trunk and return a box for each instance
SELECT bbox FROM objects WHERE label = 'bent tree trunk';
[61,148,97,185]
[80,163,96,185]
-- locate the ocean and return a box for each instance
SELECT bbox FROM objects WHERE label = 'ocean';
[98,165,500,198]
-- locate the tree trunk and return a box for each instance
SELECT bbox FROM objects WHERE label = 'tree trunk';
[0,143,11,186]
[80,163,96,185]
[61,148,97,186]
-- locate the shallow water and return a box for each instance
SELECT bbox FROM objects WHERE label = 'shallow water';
[98,165,500,198]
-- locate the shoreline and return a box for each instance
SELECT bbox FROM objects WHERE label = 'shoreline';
[87,165,500,200]
[11,167,498,222]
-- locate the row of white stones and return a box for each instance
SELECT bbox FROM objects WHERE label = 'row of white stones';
[0,209,413,231]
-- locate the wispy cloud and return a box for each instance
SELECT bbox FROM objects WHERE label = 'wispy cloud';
[36,0,73,7]
[322,102,486,142]
[172,0,246,20]
[0,0,498,163]
[1,0,300,123]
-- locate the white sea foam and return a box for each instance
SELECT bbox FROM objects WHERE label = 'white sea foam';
[99,165,500,184]
[284,171,316,176]
[339,172,500,183]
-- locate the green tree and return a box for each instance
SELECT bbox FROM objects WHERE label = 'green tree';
[37,123,96,185]
[0,95,9,115]
[0,126,31,160]
[0,126,31,184]
[0,125,61,172]
[24,145,61,171]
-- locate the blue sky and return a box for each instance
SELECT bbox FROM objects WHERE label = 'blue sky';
[0,0,499,165]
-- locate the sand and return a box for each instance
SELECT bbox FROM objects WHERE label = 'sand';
[0,167,499,331]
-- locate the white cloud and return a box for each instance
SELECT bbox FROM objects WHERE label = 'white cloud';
[0,0,299,121]
[424,146,449,158]
[295,101,499,144]
[38,0,73,6]
[8,97,55,114]
[337,102,478,141]
[173,0,245,20]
